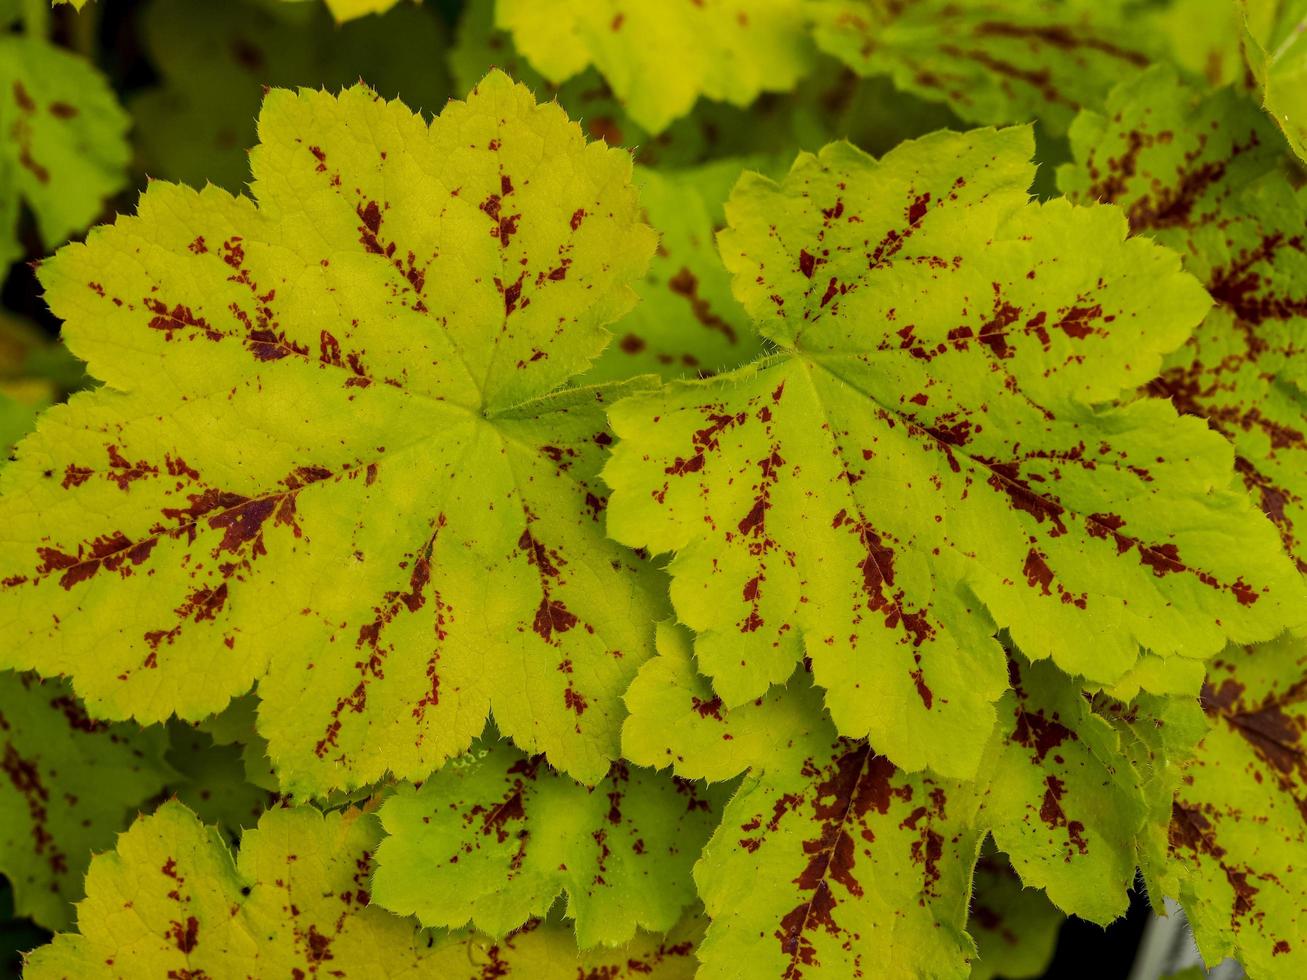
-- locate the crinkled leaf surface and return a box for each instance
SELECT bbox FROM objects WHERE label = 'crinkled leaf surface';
[373,738,722,946]
[0,672,170,930]
[605,126,1300,781]
[1242,0,1307,162]
[967,847,1062,980]
[131,0,450,190]
[0,36,129,267]
[582,159,772,384]
[1170,636,1307,979]
[1061,67,1307,572]
[495,0,816,134]
[0,73,666,796]
[23,801,701,978]
[807,0,1154,134]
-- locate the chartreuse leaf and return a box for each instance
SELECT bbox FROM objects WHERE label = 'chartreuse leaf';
[967,847,1062,980]
[0,673,171,930]
[623,623,1185,974]
[372,738,722,946]
[495,0,816,134]
[582,160,773,384]
[1242,0,1307,163]
[131,0,450,190]
[1060,66,1307,571]
[0,73,665,797]
[1169,636,1307,979]
[624,626,984,977]
[806,0,1154,134]
[23,801,701,978]
[0,35,129,268]
[321,0,407,20]
[605,126,1301,782]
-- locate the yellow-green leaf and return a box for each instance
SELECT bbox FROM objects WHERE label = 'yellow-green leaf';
[0,73,664,797]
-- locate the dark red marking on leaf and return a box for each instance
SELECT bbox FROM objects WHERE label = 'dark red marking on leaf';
[668,267,738,345]
[831,510,934,648]
[167,915,199,953]
[798,250,816,278]
[1038,775,1088,855]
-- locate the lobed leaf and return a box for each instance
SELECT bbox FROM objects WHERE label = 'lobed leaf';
[1062,66,1307,574]
[605,126,1300,781]
[0,36,129,269]
[623,624,1196,973]
[1169,636,1307,979]
[0,672,171,930]
[24,801,701,978]
[495,0,817,134]
[967,847,1062,980]
[807,0,1154,135]
[372,739,723,946]
[0,73,665,796]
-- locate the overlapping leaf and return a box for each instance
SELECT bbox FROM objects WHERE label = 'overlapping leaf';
[0,672,171,930]
[1169,636,1307,979]
[131,0,451,190]
[163,721,275,840]
[1241,0,1307,163]
[806,0,1154,134]
[604,126,1300,781]
[495,0,816,134]
[1061,67,1307,572]
[967,848,1062,980]
[581,159,772,384]
[0,73,666,797]
[24,801,702,978]
[0,35,129,269]
[622,623,1192,975]
[373,738,722,946]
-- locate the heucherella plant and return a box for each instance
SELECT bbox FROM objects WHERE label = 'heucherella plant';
[6,2,1307,978]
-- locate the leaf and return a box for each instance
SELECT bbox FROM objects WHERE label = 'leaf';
[807,0,1155,135]
[1169,635,1307,978]
[0,73,666,796]
[967,847,1062,980]
[581,159,774,384]
[604,126,1300,781]
[1060,66,1307,572]
[0,36,129,267]
[23,800,701,978]
[626,622,1195,937]
[631,649,984,977]
[130,0,451,190]
[372,738,723,946]
[1242,0,1307,163]
[494,0,817,134]
[163,721,276,840]
[0,672,171,930]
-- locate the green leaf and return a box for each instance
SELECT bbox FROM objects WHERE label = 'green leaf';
[0,73,666,797]
[1242,0,1307,163]
[23,800,702,977]
[581,159,774,384]
[372,738,722,946]
[130,0,451,190]
[1061,66,1307,572]
[321,0,408,20]
[0,672,171,930]
[163,721,275,840]
[604,127,1300,781]
[629,620,1200,934]
[0,36,129,266]
[494,0,817,134]
[626,625,979,976]
[807,0,1154,135]
[967,847,1062,980]
[1170,635,1307,978]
